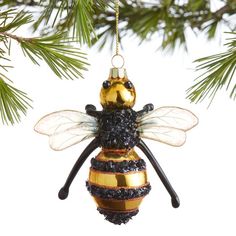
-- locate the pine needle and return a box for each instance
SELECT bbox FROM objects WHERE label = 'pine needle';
[0,8,89,125]
[20,34,89,80]
[0,78,32,125]
[187,32,236,105]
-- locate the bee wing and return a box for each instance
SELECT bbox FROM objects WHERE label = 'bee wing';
[34,110,98,151]
[138,126,186,147]
[48,126,97,151]
[137,106,198,131]
[137,106,198,146]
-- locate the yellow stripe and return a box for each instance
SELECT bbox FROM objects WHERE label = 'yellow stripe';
[89,169,148,187]
[96,149,140,162]
[93,196,144,211]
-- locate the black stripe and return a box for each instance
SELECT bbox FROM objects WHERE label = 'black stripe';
[90,158,146,173]
[97,208,139,225]
[86,181,151,200]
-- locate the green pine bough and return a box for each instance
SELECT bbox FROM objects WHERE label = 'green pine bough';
[0,9,89,125]
[187,32,236,105]
[0,79,32,125]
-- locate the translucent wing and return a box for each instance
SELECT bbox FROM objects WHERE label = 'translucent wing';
[137,106,198,131]
[34,110,98,151]
[137,106,198,147]
[139,126,186,147]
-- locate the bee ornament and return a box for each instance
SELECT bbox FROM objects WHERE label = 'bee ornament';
[35,67,198,224]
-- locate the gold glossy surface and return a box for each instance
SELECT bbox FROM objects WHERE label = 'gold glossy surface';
[109,68,127,78]
[93,196,143,211]
[100,77,136,108]
[89,169,147,187]
[96,149,140,162]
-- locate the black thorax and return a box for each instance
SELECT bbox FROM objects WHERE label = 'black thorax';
[97,108,139,149]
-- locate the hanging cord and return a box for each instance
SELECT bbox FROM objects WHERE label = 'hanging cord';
[115,0,119,55]
[111,0,124,68]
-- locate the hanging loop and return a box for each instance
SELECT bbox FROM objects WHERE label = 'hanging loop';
[111,54,125,68]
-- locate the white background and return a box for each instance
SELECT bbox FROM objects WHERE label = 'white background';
[1,18,236,236]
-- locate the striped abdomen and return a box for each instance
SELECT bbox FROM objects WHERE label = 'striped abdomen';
[86,149,151,224]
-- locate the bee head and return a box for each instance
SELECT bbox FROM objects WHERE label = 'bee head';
[100,68,136,109]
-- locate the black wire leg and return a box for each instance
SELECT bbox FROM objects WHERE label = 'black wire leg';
[136,103,154,117]
[137,139,180,208]
[85,104,101,118]
[58,138,100,200]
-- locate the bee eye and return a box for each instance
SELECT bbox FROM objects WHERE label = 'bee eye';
[103,80,111,89]
[124,81,133,89]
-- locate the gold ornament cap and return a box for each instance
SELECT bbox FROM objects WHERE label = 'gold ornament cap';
[109,67,128,79]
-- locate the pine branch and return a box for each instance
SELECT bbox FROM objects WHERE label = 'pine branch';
[32,0,107,46]
[0,78,32,125]
[0,0,39,7]
[1,1,235,51]
[21,35,88,80]
[0,9,33,125]
[0,8,89,125]
[186,32,236,105]
[92,0,236,51]
[1,32,89,80]
[0,9,89,80]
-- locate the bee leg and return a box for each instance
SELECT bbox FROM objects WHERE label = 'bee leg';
[137,139,180,208]
[58,138,100,200]
[85,104,101,118]
[136,103,154,117]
